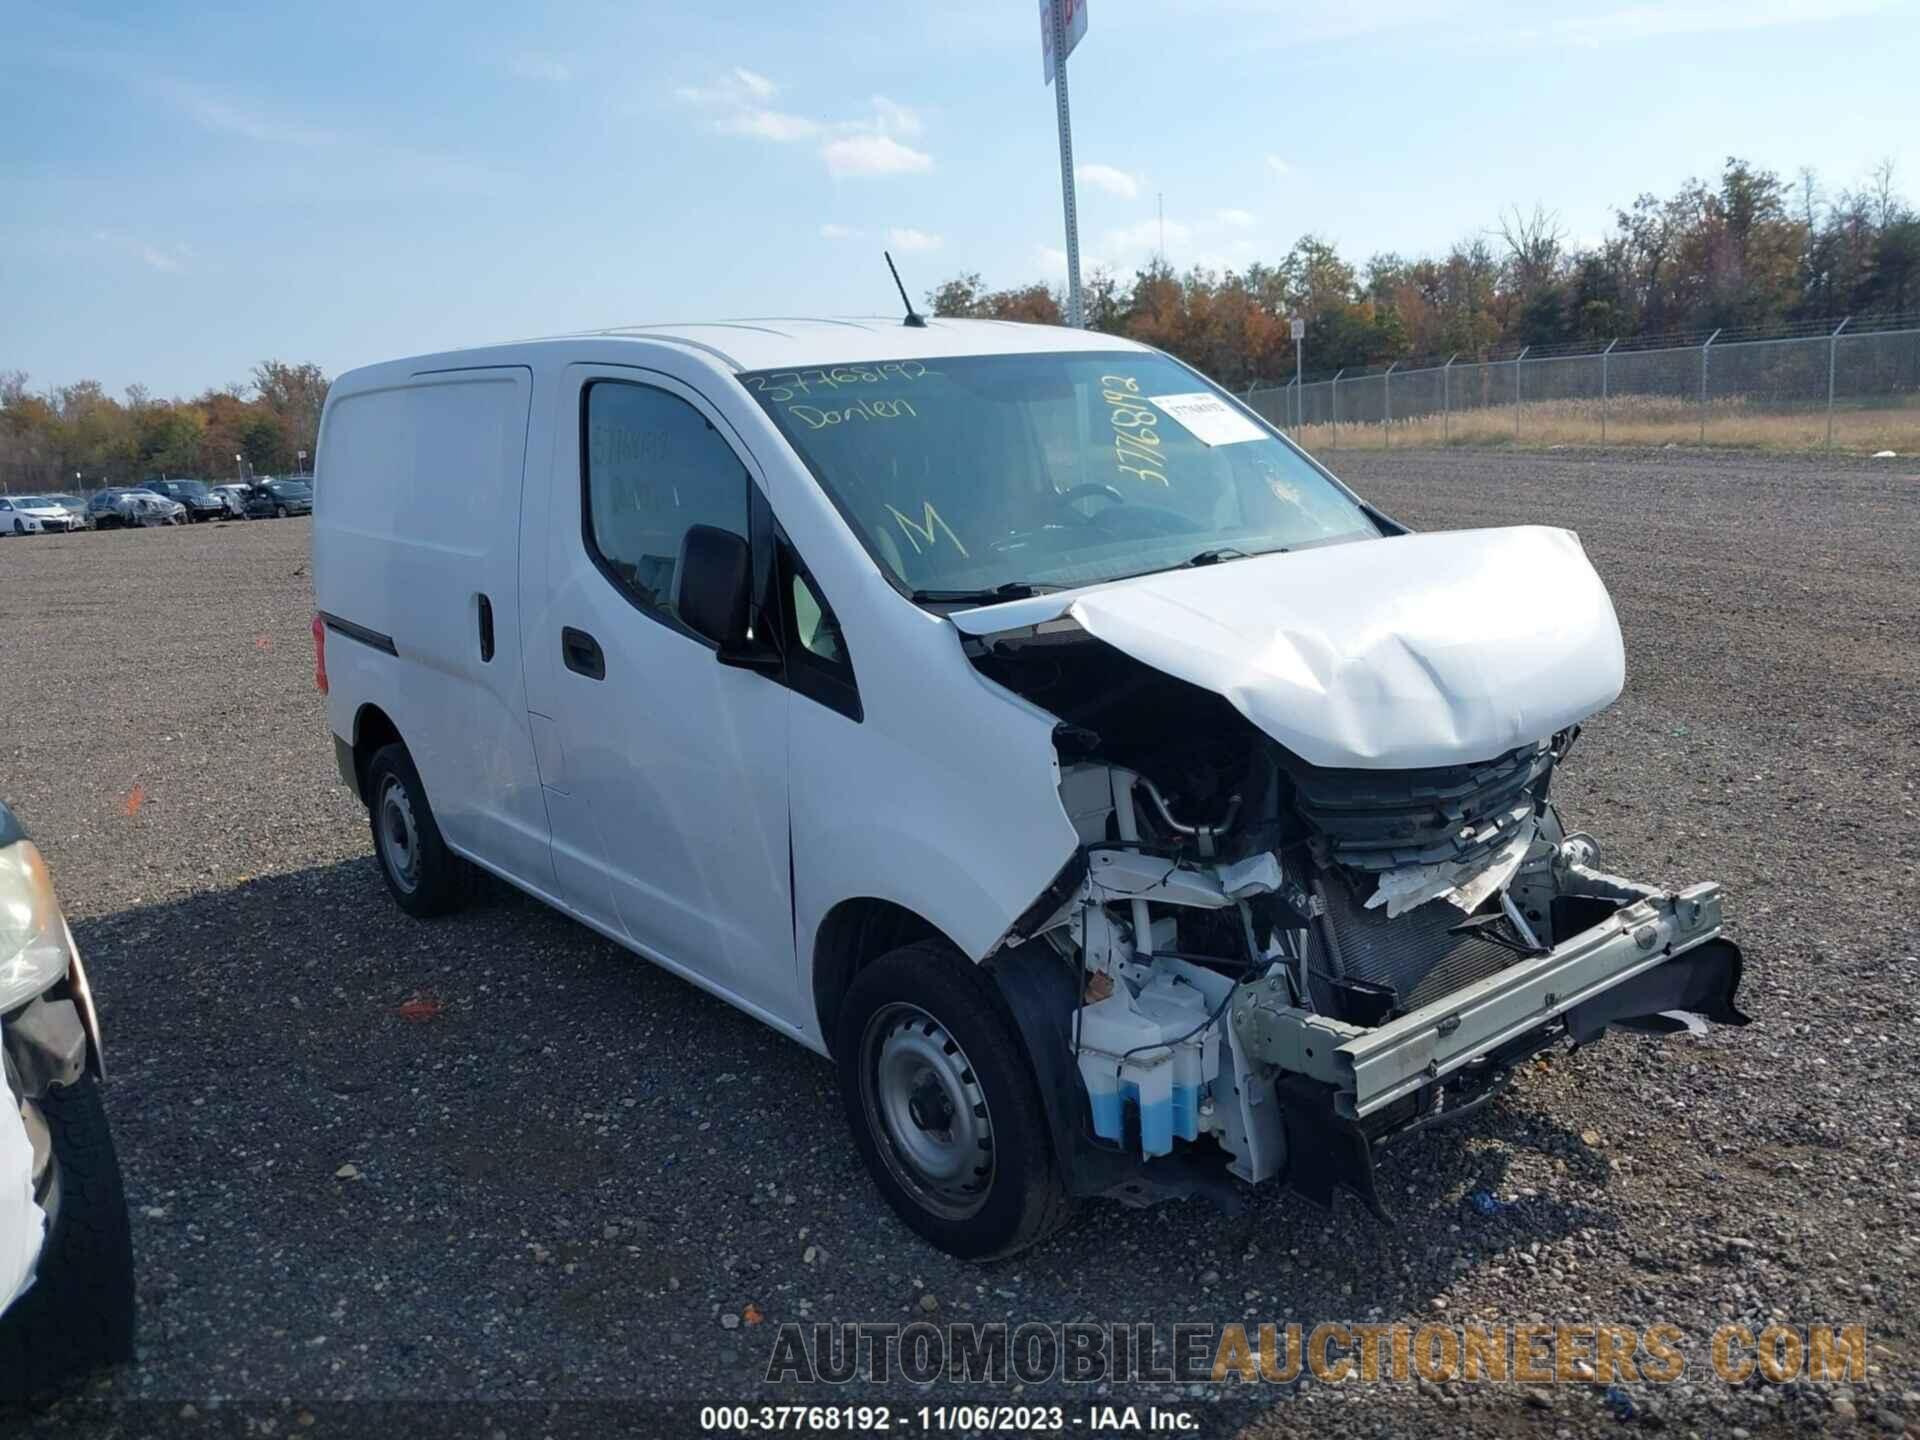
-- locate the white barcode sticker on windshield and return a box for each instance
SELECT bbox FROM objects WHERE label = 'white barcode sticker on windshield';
[1147,392,1266,446]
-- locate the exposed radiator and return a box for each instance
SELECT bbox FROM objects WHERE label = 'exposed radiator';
[1312,873,1522,1017]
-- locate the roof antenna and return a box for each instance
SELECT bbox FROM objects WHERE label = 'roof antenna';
[885,250,927,328]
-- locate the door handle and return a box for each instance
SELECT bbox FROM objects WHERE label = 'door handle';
[562,626,605,680]
[477,593,495,663]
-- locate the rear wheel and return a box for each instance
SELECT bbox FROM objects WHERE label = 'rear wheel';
[365,743,474,918]
[835,941,1072,1259]
[0,1075,135,1402]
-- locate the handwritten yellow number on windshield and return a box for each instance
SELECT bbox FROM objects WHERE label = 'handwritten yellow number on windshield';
[1098,376,1168,487]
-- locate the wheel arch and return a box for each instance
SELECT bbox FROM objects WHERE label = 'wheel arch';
[348,702,404,804]
[811,897,952,1057]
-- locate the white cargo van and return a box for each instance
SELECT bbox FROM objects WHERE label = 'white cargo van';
[312,318,1748,1258]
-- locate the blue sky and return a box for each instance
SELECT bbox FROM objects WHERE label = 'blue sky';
[4,0,1915,395]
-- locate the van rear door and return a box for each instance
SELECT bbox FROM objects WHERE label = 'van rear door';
[314,366,552,888]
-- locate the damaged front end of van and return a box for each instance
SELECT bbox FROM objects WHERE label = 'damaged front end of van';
[964,524,1749,1217]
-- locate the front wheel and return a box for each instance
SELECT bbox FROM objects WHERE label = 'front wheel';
[0,1076,136,1401]
[365,743,474,918]
[835,941,1073,1259]
[274,505,288,519]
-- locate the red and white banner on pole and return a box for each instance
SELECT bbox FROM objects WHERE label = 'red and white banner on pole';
[1041,0,1088,83]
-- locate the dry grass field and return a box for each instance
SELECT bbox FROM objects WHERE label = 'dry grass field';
[1293,393,1920,454]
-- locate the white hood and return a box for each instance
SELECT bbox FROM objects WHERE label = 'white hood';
[955,526,1624,770]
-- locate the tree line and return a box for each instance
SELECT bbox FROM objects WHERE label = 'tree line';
[931,157,1920,387]
[0,361,328,492]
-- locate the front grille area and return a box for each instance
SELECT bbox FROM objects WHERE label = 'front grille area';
[1288,742,1552,875]
[1311,871,1522,1015]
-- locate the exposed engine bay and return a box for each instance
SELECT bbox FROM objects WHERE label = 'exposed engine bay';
[969,622,1750,1216]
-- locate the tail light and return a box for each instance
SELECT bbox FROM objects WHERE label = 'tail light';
[312,614,329,694]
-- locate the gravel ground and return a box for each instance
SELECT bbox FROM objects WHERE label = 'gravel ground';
[0,448,1915,1438]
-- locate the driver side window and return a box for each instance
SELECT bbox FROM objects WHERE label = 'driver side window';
[583,381,749,633]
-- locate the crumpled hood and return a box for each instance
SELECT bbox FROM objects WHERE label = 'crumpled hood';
[955,526,1624,769]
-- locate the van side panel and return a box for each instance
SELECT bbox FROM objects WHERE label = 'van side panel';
[314,366,553,890]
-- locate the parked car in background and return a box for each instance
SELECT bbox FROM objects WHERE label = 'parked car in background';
[0,496,79,535]
[210,484,251,518]
[86,489,185,529]
[0,799,135,1399]
[43,495,91,530]
[139,478,226,523]
[244,478,313,518]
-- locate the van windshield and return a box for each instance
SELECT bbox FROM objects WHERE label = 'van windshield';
[740,350,1377,599]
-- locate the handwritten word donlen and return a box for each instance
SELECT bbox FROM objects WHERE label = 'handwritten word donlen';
[787,397,919,431]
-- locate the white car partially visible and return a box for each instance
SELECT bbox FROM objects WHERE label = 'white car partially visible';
[0,801,133,1397]
[0,1062,35,1312]
[0,496,78,535]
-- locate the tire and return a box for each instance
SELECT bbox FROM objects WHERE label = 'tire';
[274,505,288,519]
[365,742,474,918]
[0,1076,135,1403]
[835,941,1073,1260]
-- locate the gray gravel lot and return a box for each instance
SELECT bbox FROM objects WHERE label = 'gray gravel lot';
[0,448,1916,1438]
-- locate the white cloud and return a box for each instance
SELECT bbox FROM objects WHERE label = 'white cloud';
[825,133,934,179]
[1103,217,1194,257]
[886,226,943,253]
[820,223,860,240]
[733,66,777,99]
[680,74,935,178]
[137,75,507,194]
[1265,154,1292,179]
[1089,207,1264,273]
[1035,243,1112,278]
[676,67,779,106]
[151,78,335,147]
[1549,0,1892,44]
[869,96,923,137]
[94,230,187,274]
[1077,163,1141,200]
[510,53,571,83]
[719,108,819,142]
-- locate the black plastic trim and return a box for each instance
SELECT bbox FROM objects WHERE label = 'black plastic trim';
[317,611,397,656]
[774,538,863,723]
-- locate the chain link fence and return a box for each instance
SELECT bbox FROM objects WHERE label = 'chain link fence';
[1247,316,1920,454]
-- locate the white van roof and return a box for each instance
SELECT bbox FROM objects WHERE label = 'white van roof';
[344,317,1155,384]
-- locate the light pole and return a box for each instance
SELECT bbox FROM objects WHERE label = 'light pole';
[1291,316,1304,431]
[234,453,244,484]
[1043,0,1086,327]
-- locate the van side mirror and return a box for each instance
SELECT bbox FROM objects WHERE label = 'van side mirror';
[676,525,779,671]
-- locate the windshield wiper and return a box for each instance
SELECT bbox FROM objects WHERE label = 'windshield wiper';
[910,581,1058,605]
[1183,546,1272,567]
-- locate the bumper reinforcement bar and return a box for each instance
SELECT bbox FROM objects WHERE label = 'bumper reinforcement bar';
[1231,882,1746,1123]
